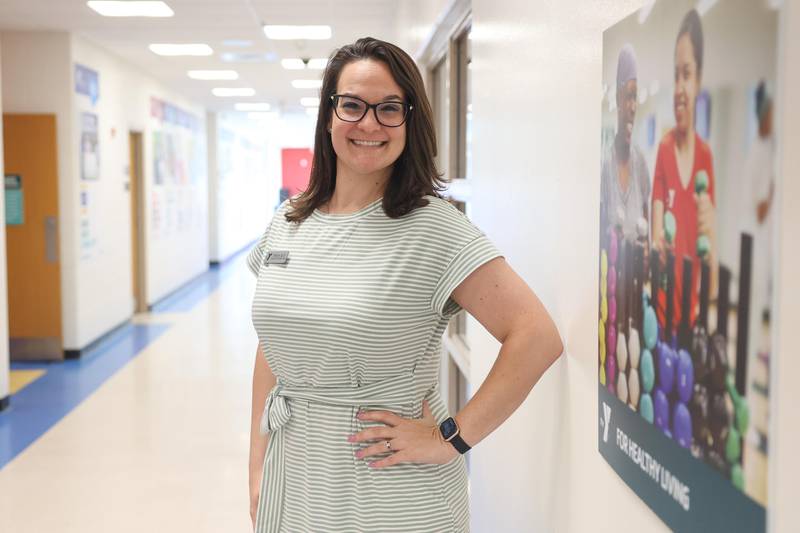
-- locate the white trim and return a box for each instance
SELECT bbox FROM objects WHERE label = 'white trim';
[414,0,471,67]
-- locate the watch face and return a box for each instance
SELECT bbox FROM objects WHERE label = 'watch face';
[440,417,458,439]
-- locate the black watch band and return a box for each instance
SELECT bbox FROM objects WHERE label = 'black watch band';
[439,416,472,454]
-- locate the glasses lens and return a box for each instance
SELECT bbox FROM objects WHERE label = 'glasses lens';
[376,102,407,126]
[336,96,367,121]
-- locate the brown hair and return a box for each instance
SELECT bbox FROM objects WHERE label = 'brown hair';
[284,37,447,223]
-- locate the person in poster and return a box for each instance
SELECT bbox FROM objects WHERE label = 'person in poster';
[651,8,718,330]
[601,44,651,244]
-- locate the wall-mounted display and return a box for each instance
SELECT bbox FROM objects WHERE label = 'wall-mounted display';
[80,112,99,181]
[598,2,777,531]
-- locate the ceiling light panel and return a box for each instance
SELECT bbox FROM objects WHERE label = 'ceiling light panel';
[149,43,212,56]
[292,79,322,89]
[281,58,306,70]
[212,88,256,97]
[188,70,239,80]
[263,25,332,40]
[307,58,328,69]
[87,1,174,17]
[235,103,271,111]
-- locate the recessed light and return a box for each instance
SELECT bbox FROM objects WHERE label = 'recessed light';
[149,43,212,56]
[307,58,328,69]
[212,88,255,97]
[220,51,278,63]
[235,102,271,111]
[87,1,173,17]
[281,58,306,70]
[292,79,322,89]
[188,70,239,80]
[263,25,332,40]
[306,107,319,116]
[300,97,320,107]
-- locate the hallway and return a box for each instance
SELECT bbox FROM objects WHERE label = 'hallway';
[0,252,257,532]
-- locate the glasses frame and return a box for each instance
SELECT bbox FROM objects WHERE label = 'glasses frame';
[329,94,413,128]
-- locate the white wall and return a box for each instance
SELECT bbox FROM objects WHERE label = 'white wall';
[770,2,800,530]
[0,31,76,349]
[208,111,273,263]
[463,0,798,532]
[71,34,209,327]
[395,0,454,56]
[207,110,313,263]
[0,39,10,403]
[1,31,209,350]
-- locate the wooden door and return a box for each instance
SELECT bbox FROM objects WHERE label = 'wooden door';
[129,131,147,312]
[3,114,62,360]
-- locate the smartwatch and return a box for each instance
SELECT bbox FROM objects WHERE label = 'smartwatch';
[439,416,471,454]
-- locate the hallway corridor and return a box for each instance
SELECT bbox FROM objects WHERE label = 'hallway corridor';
[0,252,257,532]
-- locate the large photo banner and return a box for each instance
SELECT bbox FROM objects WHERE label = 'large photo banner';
[597,1,778,530]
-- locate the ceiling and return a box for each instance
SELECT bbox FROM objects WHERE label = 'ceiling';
[0,0,399,113]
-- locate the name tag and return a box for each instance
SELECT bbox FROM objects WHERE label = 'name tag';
[264,250,290,265]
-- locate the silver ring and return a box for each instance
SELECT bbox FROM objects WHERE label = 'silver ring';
[385,440,391,450]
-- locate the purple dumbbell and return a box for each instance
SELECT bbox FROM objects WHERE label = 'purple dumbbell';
[655,389,670,433]
[673,402,692,448]
[676,349,694,404]
[658,341,676,394]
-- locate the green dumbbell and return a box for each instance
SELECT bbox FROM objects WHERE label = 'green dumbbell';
[695,170,710,258]
[664,211,677,245]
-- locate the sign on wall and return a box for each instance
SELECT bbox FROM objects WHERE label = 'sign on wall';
[598,1,777,531]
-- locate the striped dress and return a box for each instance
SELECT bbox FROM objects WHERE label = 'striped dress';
[248,194,503,532]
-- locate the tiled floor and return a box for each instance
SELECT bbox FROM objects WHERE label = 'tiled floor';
[0,251,258,532]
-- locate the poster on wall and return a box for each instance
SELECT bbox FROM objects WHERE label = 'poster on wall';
[597,1,778,531]
[80,112,100,181]
[149,96,205,238]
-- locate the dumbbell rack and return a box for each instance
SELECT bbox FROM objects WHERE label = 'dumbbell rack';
[598,229,756,492]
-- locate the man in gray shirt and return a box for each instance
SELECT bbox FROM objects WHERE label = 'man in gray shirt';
[601,44,651,243]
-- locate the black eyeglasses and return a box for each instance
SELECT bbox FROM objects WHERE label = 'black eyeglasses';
[330,94,413,127]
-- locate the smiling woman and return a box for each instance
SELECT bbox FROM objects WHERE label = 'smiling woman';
[247,36,563,533]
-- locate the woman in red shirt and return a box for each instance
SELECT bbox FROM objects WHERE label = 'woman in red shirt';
[651,9,718,334]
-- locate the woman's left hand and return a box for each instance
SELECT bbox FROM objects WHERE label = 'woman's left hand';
[349,400,459,468]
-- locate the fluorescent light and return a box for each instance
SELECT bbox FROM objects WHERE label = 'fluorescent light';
[292,79,322,89]
[212,87,255,97]
[307,58,328,69]
[235,102,271,111]
[281,58,306,70]
[306,107,319,116]
[263,25,331,40]
[301,97,320,107]
[188,70,239,80]
[149,43,212,56]
[87,1,173,17]
[248,112,279,120]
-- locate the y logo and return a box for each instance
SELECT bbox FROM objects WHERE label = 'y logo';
[602,402,612,443]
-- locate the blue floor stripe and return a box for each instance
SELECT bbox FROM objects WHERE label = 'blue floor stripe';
[0,247,252,470]
[0,323,169,469]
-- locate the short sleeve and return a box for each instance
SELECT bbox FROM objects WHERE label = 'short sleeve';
[246,201,286,277]
[429,203,504,318]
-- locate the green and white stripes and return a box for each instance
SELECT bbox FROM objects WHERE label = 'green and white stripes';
[249,195,502,532]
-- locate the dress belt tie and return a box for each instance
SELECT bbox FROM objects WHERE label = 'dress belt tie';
[254,371,416,533]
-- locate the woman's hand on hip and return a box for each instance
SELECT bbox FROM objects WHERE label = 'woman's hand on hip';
[348,400,459,468]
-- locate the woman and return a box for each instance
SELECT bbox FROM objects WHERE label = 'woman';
[651,9,718,332]
[247,37,563,532]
